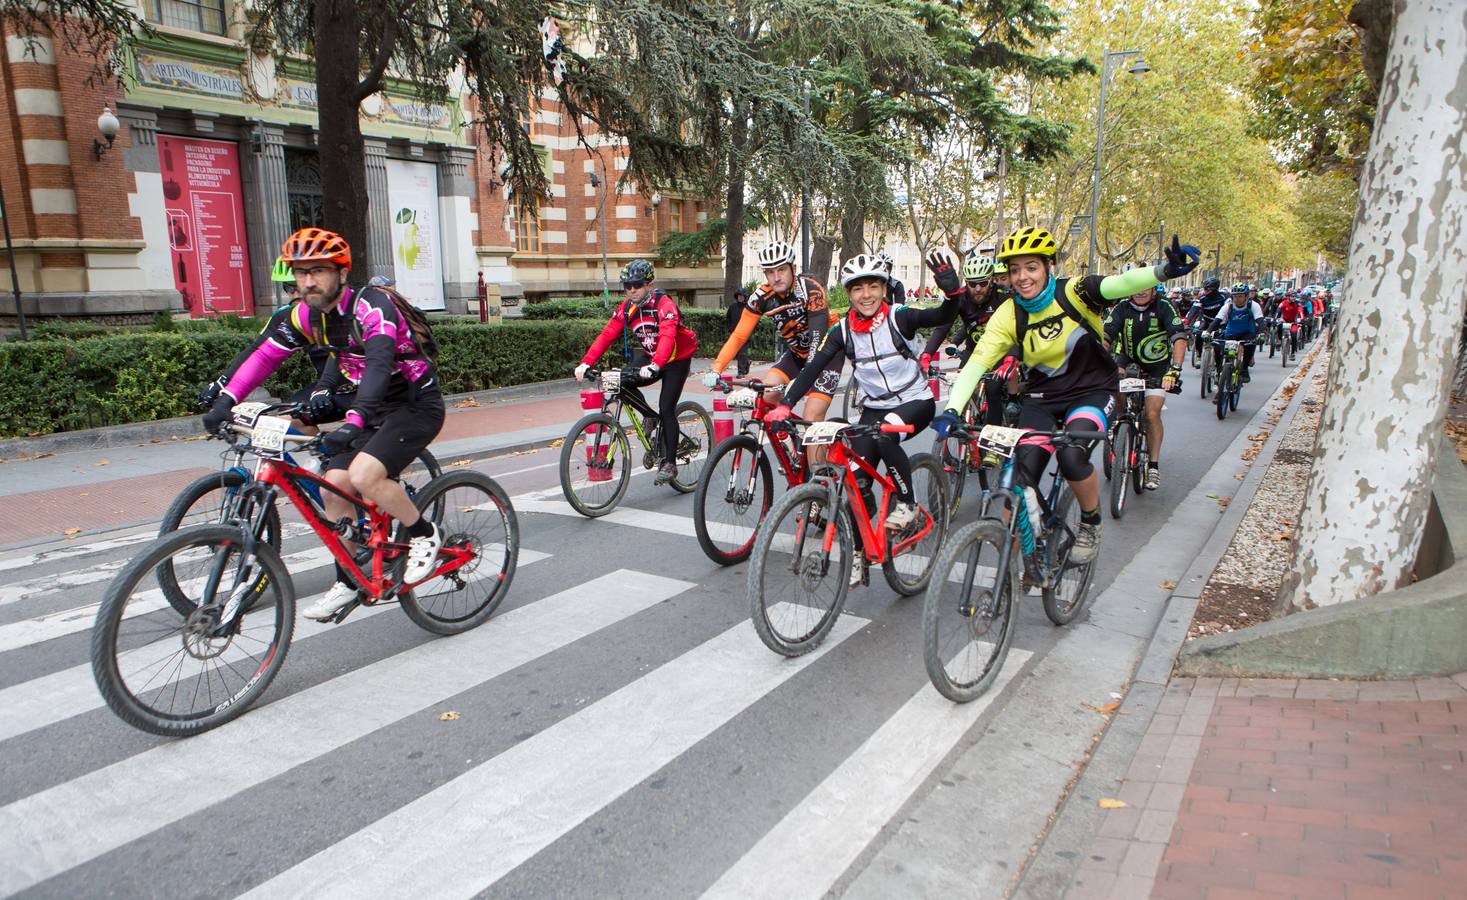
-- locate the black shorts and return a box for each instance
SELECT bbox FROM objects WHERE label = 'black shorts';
[770,350,843,398]
[325,391,445,478]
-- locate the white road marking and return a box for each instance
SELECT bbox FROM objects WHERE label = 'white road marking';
[242,608,869,899]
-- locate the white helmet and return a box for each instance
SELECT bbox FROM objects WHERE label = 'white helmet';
[840,254,890,288]
[962,253,994,282]
[875,251,896,274]
[756,240,797,269]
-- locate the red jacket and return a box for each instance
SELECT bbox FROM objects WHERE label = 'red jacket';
[582,290,697,368]
[1278,299,1303,323]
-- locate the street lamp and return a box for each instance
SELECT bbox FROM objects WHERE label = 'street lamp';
[588,164,609,301]
[1086,49,1149,274]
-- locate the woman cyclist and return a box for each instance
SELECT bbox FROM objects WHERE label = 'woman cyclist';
[576,260,697,485]
[766,251,959,536]
[932,228,1200,563]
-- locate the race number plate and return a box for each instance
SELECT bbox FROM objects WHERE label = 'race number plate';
[1224,340,1242,353]
[801,421,850,446]
[230,401,270,427]
[1119,378,1147,393]
[251,415,291,452]
[600,370,622,392]
[727,387,759,409]
[976,424,1027,459]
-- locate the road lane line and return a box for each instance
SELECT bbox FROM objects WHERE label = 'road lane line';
[701,650,1032,899]
[242,607,869,899]
[0,568,687,896]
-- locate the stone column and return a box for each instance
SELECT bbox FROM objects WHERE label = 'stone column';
[241,124,290,311]
[437,146,477,315]
[363,139,395,283]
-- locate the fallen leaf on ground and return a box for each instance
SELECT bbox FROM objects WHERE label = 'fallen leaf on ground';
[1082,701,1123,714]
[1098,798,1128,810]
[455,397,481,408]
[439,711,461,721]
[1234,473,1246,480]
[547,438,564,449]
[1264,530,1294,541]
[95,460,110,467]
[63,527,81,535]
[1162,581,1177,590]
[1217,497,1231,509]
[450,458,472,467]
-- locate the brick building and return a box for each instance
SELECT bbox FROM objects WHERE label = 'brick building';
[0,7,721,324]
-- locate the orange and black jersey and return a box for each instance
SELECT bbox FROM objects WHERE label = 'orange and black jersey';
[712,275,828,374]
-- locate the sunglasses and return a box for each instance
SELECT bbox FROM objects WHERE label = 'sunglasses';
[622,279,649,290]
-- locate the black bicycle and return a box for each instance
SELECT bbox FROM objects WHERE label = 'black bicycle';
[1105,370,1151,519]
[1213,339,1244,420]
[923,423,1100,702]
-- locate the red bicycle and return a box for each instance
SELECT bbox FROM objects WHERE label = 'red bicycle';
[91,402,519,737]
[746,417,949,656]
[692,378,812,564]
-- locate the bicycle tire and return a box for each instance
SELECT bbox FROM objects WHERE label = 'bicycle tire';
[881,452,949,596]
[91,524,295,736]
[1042,486,1095,626]
[1200,347,1213,398]
[1230,376,1241,411]
[403,448,445,522]
[839,377,863,420]
[693,434,774,565]
[1108,422,1132,520]
[1190,337,1201,370]
[559,412,631,517]
[923,518,1019,703]
[932,432,968,520]
[748,482,853,657]
[1216,363,1232,420]
[669,400,714,493]
[1132,431,1148,496]
[157,469,282,615]
[400,471,518,635]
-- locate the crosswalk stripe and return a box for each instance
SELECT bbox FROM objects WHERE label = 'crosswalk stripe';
[0,548,551,743]
[241,607,870,900]
[701,650,1032,899]
[0,567,685,896]
[517,497,696,535]
[0,531,157,574]
[0,545,338,654]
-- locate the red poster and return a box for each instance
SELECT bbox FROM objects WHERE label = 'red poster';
[157,135,254,317]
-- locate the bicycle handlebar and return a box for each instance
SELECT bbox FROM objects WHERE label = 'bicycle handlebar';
[766,416,913,439]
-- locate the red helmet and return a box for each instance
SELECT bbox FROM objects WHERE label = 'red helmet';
[280,227,351,271]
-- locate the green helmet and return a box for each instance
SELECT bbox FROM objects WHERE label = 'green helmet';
[620,259,655,285]
[962,253,994,282]
[271,255,295,283]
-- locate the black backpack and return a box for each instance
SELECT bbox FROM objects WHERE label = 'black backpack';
[1012,280,1105,355]
[350,285,439,362]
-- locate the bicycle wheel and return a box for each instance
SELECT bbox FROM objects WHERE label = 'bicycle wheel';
[748,482,853,656]
[91,524,294,736]
[1108,422,1132,520]
[839,377,863,420]
[1230,376,1241,411]
[1281,335,1291,366]
[693,434,775,565]
[1132,432,1148,496]
[1190,337,1201,369]
[157,470,282,615]
[1041,487,1096,626]
[932,432,968,520]
[559,412,631,517]
[400,471,518,635]
[1215,363,1232,420]
[670,400,714,493]
[401,448,445,521]
[882,452,949,596]
[923,518,1019,703]
[1200,348,1213,398]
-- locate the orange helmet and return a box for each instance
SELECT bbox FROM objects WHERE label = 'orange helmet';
[280,227,351,271]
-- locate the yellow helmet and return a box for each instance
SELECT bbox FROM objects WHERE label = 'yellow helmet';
[997,227,1058,261]
[991,259,1008,275]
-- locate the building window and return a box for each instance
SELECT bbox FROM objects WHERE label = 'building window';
[146,0,227,35]
[670,201,684,234]
[516,204,541,253]
[285,149,325,233]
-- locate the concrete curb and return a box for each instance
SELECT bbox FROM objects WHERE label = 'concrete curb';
[1012,343,1327,900]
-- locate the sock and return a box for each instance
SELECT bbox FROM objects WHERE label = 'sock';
[335,562,353,585]
[1148,461,1159,471]
[406,516,434,538]
[1080,508,1101,526]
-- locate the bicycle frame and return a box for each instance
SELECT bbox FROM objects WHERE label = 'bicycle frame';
[243,455,473,602]
[814,433,934,565]
[741,392,807,487]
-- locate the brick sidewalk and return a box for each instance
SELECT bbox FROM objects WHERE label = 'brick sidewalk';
[1069,676,1467,899]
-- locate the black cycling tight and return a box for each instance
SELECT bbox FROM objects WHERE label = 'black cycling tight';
[1015,391,1113,488]
[625,356,691,464]
[848,398,935,503]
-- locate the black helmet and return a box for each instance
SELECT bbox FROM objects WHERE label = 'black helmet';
[1203,275,1221,291]
[620,259,655,285]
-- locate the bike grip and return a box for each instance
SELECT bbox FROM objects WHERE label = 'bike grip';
[880,424,915,434]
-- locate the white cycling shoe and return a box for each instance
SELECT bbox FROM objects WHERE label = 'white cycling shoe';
[402,522,442,584]
[301,582,360,621]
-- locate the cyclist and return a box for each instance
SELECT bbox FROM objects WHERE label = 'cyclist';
[703,240,840,423]
[877,251,906,306]
[196,257,349,433]
[919,251,1018,425]
[932,227,1201,563]
[1185,275,1229,329]
[1211,288,1263,382]
[765,251,960,538]
[1277,291,1305,355]
[992,258,1011,297]
[577,259,698,485]
[200,228,446,621]
[1104,281,1187,490]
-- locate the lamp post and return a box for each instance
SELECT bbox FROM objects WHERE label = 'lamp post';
[1086,49,1150,274]
[1068,215,1091,274]
[588,163,609,301]
[800,81,811,272]
[0,172,25,340]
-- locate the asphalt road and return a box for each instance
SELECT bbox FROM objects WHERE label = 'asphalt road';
[0,340,1306,898]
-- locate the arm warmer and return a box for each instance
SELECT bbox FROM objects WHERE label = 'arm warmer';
[713,308,761,373]
[944,301,1019,414]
